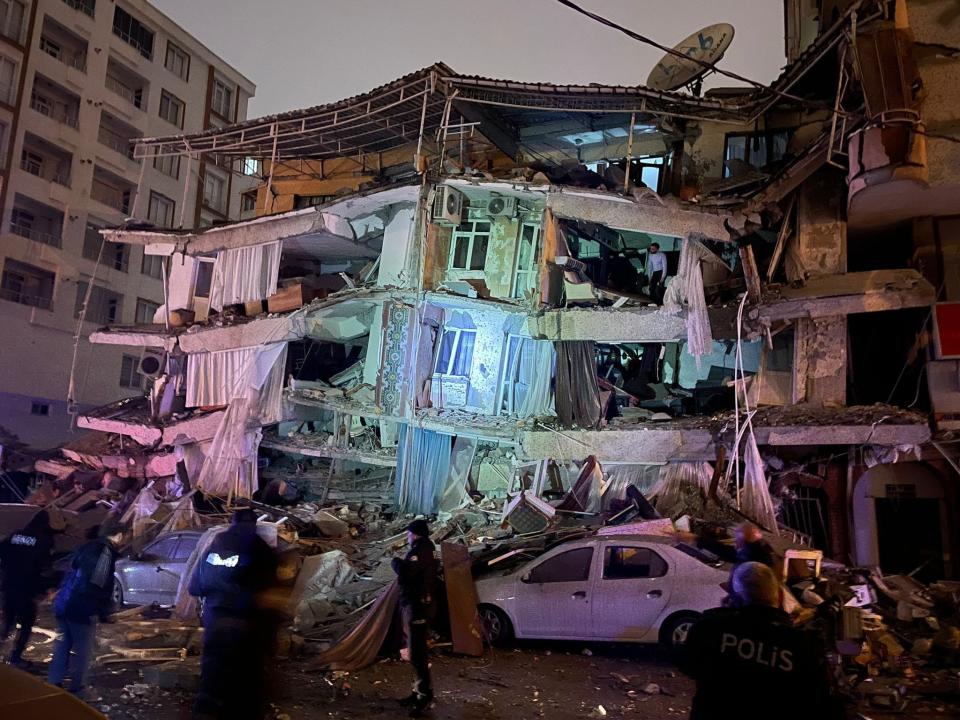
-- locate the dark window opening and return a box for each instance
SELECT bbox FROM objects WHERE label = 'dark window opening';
[527,547,593,583]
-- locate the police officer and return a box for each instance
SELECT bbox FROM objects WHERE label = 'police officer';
[734,522,776,568]
[188,508,277,720]
[392,519,436,717]
[0,510,54,668]
[682,562,843,720]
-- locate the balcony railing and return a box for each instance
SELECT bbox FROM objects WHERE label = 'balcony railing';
[0,288,53,310]
[21,156,72,185]
[91,182,130,213]
[104,75,144,110]
[112,27,152,60]
[41,39,87,72]
[97,126,137,160]
[29,95,79,128]
[62,0,95,18]
[11,222,62,247]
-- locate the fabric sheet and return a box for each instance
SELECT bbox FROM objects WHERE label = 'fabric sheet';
[740,431,779,534]
[395,426,453,515]
[663,237,726,364]
[515,339,556,418]
[603,464,662,510]
[186,344,288,424]
[209,241,282,312]
[437,436,477,517]
[554,340,602,429]
[651,462,714,518]
[311,581,400,671]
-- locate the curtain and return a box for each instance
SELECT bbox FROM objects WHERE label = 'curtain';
[437,436,477,517]
[186,344,288,423]
[663,237,724,364]
[195,400,261,499]
[603,464,661,510]
[650,462,714,518]
[554,340,601,429]
[208,240,282,312]
[395,425,453,515]
[516,339,555,418]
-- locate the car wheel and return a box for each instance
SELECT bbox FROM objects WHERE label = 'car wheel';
[111,578,124,611]
[479,605,513,646]
[659,612,700,648]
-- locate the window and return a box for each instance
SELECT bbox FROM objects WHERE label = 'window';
[134,297,158,324]
[30,401,49,416]
[202,170,226,212]
[0,56,17,105]
[62,0,95,18]
[241,190,256,213]
[603,546,668,580]
[1,259,55,310]
[141,253,164,279]
[82,222,103,260]
[172,535,198,561]
[39,36,63,61]
[211,78,233,120]
[147,191,175,227]
[153,153,180,179]
[242,157,261,176]
[527,547,593,583]
[0,0,25,44]
[723,130,792,177]
[293,194,335,210]
[159,90,184,128]
[434,327,476,377]
[145,535,178,560]
[512,223,540,299]
[106,242,128,272]
[193,259,214,298]
[75,282,123,324]
[112,6,153,59]
[164,41,189,81]
[449,220,490,270]
[0,121,7,168]
[21,149,43,175]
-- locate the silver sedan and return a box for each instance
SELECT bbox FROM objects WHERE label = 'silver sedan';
[475,534,729,647]
[113,530,203,608]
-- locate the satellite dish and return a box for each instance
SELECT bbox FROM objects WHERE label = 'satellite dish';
[646,23,735,93]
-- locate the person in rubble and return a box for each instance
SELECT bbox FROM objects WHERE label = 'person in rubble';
[645,242,667,305]
[681,562,843,720]
[0,510,55,668]
[49,524,122,695]
[392,519,437,717]
[734,521,776,568]
[189,508,278,720]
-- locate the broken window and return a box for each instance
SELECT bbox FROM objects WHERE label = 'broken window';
[723,130,792,177]
[526,547,593,584]
[434,327,475,377]
[449,220,490,271]
[512,222,540,299]
[602,546,667,580]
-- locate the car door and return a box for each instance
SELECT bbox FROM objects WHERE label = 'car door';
[122,535,180,605]
[152,534,192,606]
[511,545,596,640]
[591,542,672,642]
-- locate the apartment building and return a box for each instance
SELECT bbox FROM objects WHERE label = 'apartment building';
[0,0,255,447]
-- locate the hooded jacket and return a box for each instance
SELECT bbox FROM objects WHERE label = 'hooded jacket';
[392,536,437,621]
[0,512,54,597]
[53,539,116,623]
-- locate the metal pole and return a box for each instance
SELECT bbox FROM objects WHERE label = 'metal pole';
[623,112,636,194]
[131,152,148,219]
[266,124,279,214]
[179,150,194,228]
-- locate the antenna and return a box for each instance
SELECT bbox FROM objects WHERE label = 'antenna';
[646,23,735,95]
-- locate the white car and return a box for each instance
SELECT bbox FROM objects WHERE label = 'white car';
[475,534,729,647]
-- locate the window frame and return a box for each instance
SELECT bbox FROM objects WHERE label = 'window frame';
[75,281,123,325]
[0,0,26,45]
[134,296,158,324]
[112,5,153,60]
[0,258,55,310]
[202,169,226,213]
[433,326,477,378]
[152,152,180,179]
[119,353,141,389]
[141,252,163,280]
[147,190,175,228]
[449,219,491,271]
[722,129,793,178]
[601,545,668,580]
[241,190,256,213]
[211,77,233,120]
[163,41,189,81]
[30,401,50,416]
[158,89,185,129]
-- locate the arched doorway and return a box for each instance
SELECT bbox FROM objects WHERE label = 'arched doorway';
[852,463,950,582]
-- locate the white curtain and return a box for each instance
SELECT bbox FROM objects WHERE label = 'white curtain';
[664,237,725,365]
[186,344,287,423]
[517,339,556,418]
[208,241,282,312]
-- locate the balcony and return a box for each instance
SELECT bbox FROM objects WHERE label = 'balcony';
[20,132,74,186]
[97,112,139,162]
[39,17,89,73]
[112,7,154,61]
[91,167,132,214]
[105,58,147,111]
[30,76,81,129]
[10,194,64,248]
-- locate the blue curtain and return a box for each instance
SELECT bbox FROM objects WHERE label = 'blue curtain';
[395,425,453,515]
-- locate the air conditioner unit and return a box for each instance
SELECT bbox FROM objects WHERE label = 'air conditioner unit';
[486,195,517,217]
[139,349,166,379]
[432,186,465,226]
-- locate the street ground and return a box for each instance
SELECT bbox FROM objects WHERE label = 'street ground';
[10,608,960,719]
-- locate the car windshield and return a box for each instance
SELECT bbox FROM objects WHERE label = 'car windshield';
[674,542,723,567]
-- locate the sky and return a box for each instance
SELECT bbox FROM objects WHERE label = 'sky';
[153,0,786,119]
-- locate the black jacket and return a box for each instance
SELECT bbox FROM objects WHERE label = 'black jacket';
[736,539,776,568]
[681,604,842,720]
[0,519,54,597]
[53,539,116,623]
[392,537,436,620]
[188,525,276,622]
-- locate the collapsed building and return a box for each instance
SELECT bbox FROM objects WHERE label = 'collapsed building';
[44,0,960,580]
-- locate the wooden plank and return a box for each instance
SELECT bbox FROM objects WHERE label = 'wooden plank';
[739,244,762,303]
[441,542,483,657]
